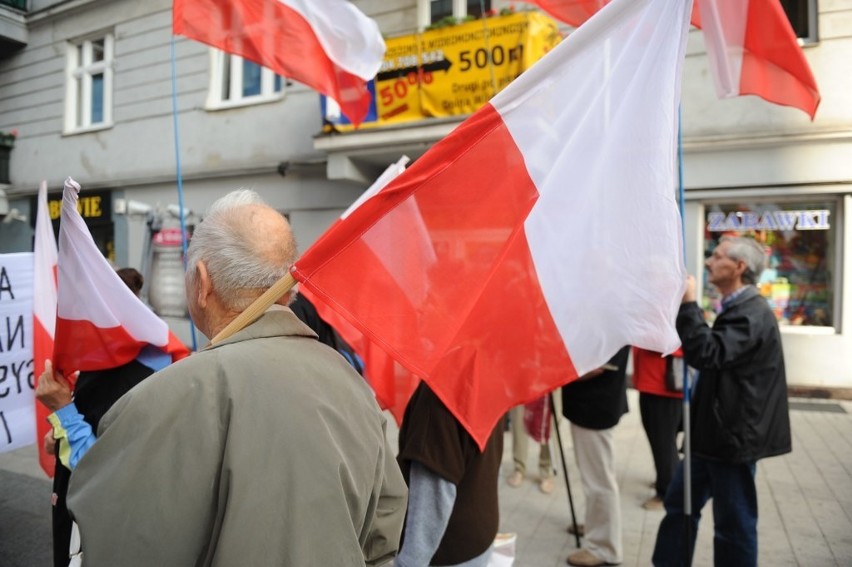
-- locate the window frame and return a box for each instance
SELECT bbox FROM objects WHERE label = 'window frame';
[418,0,492,31]
[64,34,114,134]
[701,195,842,333]
[780,0,819,45]
[205,50,285,110]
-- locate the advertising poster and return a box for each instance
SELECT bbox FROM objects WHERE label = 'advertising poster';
[324,12,562,129]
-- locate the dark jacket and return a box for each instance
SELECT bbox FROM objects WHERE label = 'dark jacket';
[677,286,791,463]
[562,346,630,430]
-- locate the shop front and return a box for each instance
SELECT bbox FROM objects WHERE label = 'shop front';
[684,189,852,392]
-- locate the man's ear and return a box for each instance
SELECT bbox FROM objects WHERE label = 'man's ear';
[195,261,213,308]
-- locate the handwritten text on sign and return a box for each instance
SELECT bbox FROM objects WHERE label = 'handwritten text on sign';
[0,253,35,453]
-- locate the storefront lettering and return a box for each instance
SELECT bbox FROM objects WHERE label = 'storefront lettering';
[48,195,104,220]
[707,210,830,232]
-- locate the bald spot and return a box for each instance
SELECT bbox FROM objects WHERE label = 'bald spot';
[231,204,297,268]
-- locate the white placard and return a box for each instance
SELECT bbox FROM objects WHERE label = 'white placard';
[0,252,35,453]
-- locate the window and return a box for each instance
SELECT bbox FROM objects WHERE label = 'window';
[420,0,492,29]
[207,51,283,109]
[780,0,818,43]
[65,34,113,132]
[702,200,838,329]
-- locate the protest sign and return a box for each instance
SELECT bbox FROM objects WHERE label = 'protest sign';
[0,252,36,453]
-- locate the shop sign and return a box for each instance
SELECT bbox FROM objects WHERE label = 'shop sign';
[322,12,561,130]
[30,190,112,225]
[707,210,830,232]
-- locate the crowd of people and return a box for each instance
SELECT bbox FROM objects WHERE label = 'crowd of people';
[34,186,790,567]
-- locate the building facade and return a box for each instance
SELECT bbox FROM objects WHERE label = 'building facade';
[1,0,850,390]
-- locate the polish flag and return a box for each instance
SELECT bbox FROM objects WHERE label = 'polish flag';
[292,0,690,448]
[527,0,820,118]
[32,180,58,477]
[695,0,820,119]
[53,178,190,379]
[173,0,385,126]
[298,156,420,423]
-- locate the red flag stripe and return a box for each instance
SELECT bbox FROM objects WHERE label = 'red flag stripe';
[294,104,578,446]
[527,0,819,118]
[173,0,378,126]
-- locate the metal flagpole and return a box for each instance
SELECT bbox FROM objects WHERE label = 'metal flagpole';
[677,105,693,565]
[170,33,198,352]
[549,392,581,548]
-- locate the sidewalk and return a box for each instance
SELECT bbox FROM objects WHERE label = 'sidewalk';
[495,390,852,566]
[2,390,850,566]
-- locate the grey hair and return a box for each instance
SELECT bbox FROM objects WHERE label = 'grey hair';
[720,236,766,285]
[186,189,297,311]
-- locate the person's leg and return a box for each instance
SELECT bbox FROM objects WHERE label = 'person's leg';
[652,456,712,567]
[639,393,682,498]
[708,460,758,567]
[52,454,74,567]
[570,423,621,564]
[508,406,527,486]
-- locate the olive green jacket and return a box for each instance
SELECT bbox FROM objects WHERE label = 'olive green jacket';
[68,307,407,566]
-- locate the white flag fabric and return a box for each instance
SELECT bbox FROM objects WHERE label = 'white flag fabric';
[33,180,59,475]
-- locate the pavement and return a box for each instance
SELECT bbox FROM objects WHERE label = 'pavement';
[1,389,850,566]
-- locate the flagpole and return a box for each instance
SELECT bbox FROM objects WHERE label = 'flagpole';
[210,273,297,345]
[170,33,198,352]
[549,392,581,548]
[677,105,694,566]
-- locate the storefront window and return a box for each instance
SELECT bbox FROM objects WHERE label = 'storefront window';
[703,200,837,328]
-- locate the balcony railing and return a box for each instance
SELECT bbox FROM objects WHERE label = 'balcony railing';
[0,0,27,11]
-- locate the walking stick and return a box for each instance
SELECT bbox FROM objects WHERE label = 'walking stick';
[549,391,581,548]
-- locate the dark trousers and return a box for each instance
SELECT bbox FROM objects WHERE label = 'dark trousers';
[652,456,758,567]
[52,453,73,567]
[639,392,682,497]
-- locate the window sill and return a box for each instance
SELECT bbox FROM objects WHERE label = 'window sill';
[62,123,114,137]
[780,325,836,336]
[205,93,285,112]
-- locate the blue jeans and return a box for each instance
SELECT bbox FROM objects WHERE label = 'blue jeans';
[652,456,757,567]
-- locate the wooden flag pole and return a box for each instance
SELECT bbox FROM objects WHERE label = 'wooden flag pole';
[210,272,297,345]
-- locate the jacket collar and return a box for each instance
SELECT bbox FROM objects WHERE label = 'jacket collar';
[721,284,760,312]
[206,306,318,351]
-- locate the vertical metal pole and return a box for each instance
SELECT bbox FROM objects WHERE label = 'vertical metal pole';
[678,105,693,565]
[170,33,198,352]
[549,392,581,548]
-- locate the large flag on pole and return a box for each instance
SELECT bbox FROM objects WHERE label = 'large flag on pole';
[33,180,58,477]
[54,178,190,378]
[172,0,385,126]
[526,0,820,118]
[292,0,690,449]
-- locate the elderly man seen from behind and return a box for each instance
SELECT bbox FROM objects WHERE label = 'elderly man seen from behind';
[65,189,407,566]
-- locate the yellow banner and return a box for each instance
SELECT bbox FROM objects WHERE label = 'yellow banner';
[324,12,562,131]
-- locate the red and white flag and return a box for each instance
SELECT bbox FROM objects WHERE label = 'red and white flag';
[299,156,421,423]
[526,0,820,118]
[54,178,190,378]
[173,0,385,126]
[32,180,58,477]
[695,0,819,118]
[293,0,689,448]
